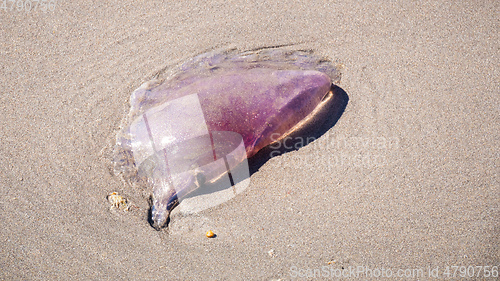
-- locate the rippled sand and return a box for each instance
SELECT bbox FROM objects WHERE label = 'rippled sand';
[1,1,498,279]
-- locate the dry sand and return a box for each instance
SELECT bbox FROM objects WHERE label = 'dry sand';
[1,0,498,280]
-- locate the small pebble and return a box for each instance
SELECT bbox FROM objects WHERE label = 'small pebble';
[268,249,275,257]
[206,230,215,238]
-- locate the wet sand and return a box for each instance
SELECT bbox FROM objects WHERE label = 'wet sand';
[1,1,498,279]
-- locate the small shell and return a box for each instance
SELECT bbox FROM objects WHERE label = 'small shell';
[107,192,131,211]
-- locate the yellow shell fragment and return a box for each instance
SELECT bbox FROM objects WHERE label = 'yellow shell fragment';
[206,230,215,238]
[107,192,131,211]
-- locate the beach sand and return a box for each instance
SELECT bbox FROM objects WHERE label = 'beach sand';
[1,1,498,279]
